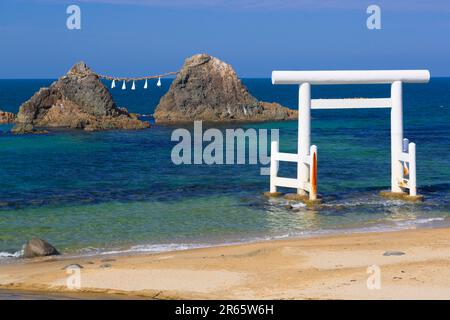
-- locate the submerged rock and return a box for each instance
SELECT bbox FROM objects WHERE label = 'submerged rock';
[0,110,16,124]
[154,54,297,123]
[12,62,150,134]
[23,238,60,258]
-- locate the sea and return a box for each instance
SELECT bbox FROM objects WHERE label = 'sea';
[0,78,449,261]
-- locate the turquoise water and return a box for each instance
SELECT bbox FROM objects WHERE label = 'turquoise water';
[1,78,450,259]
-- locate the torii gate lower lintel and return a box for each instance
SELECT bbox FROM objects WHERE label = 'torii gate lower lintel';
[267,70,430,203]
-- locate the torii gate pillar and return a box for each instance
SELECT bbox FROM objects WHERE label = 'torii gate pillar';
[298,83,311,196]
[391,81,404,193]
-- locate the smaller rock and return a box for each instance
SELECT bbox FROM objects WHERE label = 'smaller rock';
[100,258,116,262]
[23,238,60,258]
[12,61,150,134]
[0,110,17,124]
[383,251,405,256]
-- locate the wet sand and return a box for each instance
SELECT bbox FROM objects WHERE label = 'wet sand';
[1,227,450,300]
[0,289,140,300]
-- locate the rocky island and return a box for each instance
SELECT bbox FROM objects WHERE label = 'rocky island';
[12,62,150,134]
[154,54,297,123]
[0,110,16,124]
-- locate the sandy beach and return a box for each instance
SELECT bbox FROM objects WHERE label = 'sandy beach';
[0,227,449,300]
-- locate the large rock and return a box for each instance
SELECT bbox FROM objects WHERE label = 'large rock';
[0,110,16,124]
[154,54,297,123]
[23,238,60,258]
[12,62,150,134]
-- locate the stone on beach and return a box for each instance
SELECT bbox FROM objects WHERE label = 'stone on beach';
[12,62,150,134]
[154,53,297,123]
[383,251,406,256]
[22,238,60,259]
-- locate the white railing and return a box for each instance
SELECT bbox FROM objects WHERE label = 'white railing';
[270,141,317,199]
[398,139,417,196]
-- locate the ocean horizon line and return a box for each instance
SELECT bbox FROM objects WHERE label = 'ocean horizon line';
[1,76,450,81]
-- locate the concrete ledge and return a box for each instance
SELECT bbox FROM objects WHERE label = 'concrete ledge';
[284,193,323,207]
[263,191,283,198]
[379,191,424,202]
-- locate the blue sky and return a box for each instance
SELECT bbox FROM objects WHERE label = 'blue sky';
[1,0,449,78]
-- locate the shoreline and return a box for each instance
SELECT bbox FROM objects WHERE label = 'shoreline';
[1,227,450,299]
[2,215,448,265]
[0,288,146,300]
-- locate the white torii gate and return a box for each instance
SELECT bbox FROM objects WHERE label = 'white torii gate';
[268,70,430,202]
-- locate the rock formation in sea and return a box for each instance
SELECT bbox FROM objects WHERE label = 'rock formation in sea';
[12,62,150,134]
[23,238,60,259]
[154,54,297,123]
[0,110,16,124]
